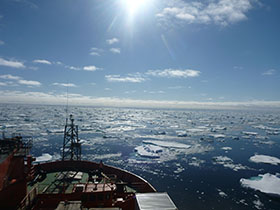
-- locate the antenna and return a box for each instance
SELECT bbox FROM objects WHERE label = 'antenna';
[62,114,81,161]
[62,84,81,161]
[66,84,69,124]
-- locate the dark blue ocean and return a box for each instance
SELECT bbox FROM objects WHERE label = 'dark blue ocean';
[1,103,280,210]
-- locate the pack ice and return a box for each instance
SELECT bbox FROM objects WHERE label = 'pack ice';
[240,173,280,197]
[249,154,280,165]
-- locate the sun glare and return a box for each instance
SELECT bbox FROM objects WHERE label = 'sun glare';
[121,0,150,16]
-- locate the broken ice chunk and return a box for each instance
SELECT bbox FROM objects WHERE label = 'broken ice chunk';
[209,134,226,139]
[135,145,163,158]
[242,131,258,136]
[35,153,52,163]
[217,189,227,198]
[221,147,232,151]
[240,173,280,197]
[143,140,191,149]
[213,156,249,171]
[249,154,280,165]
[176,131,188,137]
[253,199,264,210]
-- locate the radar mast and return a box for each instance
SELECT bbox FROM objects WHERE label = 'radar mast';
[62,114,81,161]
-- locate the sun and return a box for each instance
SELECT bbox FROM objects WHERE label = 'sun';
[121,0,150,16]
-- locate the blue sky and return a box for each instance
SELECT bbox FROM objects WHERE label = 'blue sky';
[0,0,279,109]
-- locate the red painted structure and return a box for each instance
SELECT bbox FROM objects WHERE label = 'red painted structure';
[0,137,156,210]
[30,160,156,209]
[0,136,33,209]
[0,116,176,210]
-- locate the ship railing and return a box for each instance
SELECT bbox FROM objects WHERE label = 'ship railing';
[17,186,38,210]
[21,136,33,150]
[16,137,33,157]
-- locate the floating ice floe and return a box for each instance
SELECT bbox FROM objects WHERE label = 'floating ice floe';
[240,173,280,197]
[143,140,191,149]
[108,125,136,132]
[186,128,207,133]
[174,163,185,174]
[176,131,188,137]
[257,140,275,145]
[212,156,249,171]
[1,124,17,128]
[135,145,163,158]
[253,125,269,130]
[153,130,166,135]
[267,131,280,135]
[35,153,52,163]
[211,126,227,132]
[253,200,264,210]
[221,147,232,151]
[249,154,280,165]
[253,125,280,135]
[46,128,64,133]
[217,189,227,198]
[80,124,94,131]
[255,135,269,140]
[188,157,205,167]
[242,131,258,136]
[89,153,122,160]
[209,134,226,139]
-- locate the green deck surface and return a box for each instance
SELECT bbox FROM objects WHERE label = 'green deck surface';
[28,171,137,195]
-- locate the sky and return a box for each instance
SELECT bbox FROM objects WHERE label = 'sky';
[0,0,279,109]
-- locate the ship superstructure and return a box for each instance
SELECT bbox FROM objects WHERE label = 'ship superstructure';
[0,115,178,210]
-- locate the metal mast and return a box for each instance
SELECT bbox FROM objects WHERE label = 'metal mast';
[62,114,81,161]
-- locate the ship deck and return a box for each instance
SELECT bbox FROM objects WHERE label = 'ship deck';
[21,160,156,209]
[28,170,136,195]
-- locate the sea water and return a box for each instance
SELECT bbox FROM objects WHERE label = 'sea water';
[0,103,280,210]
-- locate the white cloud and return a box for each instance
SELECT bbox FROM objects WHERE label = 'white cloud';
[52,83,77,87]
[91,47,101,51]
[157,0,257,26]
[90,52,100,56]
[0,82,7,86]
[33,59,52,65]
[0,40,4,45]
[0,58,25,68]
[144,90,165,94]
[83,65,99,71]
[105,74,146,83]
[65,65,101,72]
[168,86,185,89]
[18,79,41,86]
[105,68,200,84]
[66,66,81,71]
[234,66,244,70]
[262,69,276,76]
[56,61,63,65]
[0,90,280,110]
[90,47,103,56]
[0,74,41,86]
[28,66,39,70]
[110,48,121,54]
[147,69,200,78]
[125,90,137,94]
[0,74,21,80]
[106,38,119,45]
